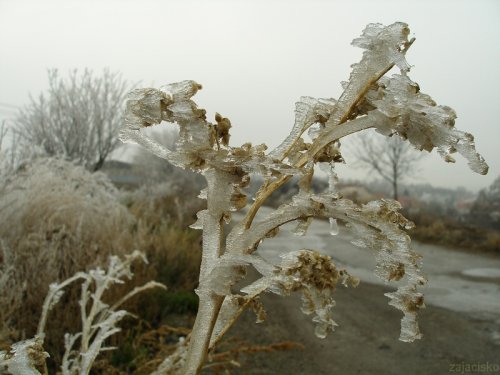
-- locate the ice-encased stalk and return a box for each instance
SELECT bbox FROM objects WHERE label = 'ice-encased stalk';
[182,170,228,375]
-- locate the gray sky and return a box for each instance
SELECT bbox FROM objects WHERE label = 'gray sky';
[1,0,498,191]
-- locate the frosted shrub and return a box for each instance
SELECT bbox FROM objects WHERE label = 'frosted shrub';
[119,22,489,374]
[0,158,137,342]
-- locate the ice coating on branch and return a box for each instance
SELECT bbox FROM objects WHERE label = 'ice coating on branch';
[209,295,244,347]
[239,250,358,339]
[351,22,411,72]
[320,161,341,235]
[0,336,49,375]
[120,80,311,183]
[365,74,489,175]
[329,218,339,236]
[270,96,336,160]
[345,199,426,341]
[120,80,212,170]
[325,22,412,128]
[225,193,426,341]
[293,217,313,236]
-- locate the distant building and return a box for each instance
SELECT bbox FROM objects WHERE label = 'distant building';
[101,160,142,189]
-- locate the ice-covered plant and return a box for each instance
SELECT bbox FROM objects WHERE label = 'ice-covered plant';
[36,251,165,375]
[120,22,488,374]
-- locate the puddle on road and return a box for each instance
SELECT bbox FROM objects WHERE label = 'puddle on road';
[462,268,500,279]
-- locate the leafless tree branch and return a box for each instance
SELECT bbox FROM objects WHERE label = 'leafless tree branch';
[349,131,424,200]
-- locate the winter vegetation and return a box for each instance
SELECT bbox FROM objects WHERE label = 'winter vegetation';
[12,69,130,171]
[119,22,488,374]
[0,22,492,374]
[328,178,500,254]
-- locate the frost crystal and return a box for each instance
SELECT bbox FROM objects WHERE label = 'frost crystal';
[119,22,488,374]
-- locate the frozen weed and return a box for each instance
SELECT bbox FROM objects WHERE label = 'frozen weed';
[120,23,488,374]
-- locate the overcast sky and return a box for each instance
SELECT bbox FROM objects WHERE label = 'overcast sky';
[0,0,498,191]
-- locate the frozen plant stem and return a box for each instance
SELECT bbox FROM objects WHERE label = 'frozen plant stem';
[119,22,488,374]
[183,170,226,374]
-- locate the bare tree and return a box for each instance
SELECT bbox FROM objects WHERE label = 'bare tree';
[13,69,130,171]
[350,131,424,200]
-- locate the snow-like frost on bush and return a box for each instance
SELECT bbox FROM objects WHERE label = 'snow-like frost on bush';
[0,158,137,341]
[119,22,488,374]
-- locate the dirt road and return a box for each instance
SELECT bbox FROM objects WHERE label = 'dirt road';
[228,280,499,375]
[222,209,500,374]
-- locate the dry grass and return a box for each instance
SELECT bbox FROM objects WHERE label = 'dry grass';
[203,338,305,374]
[0,158,204,369]
[97,184,204,373]
[0,159,137,344]
[0,157,298,373]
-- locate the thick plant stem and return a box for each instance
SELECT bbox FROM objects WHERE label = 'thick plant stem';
[183,292,224,374]
[182,170,227,374]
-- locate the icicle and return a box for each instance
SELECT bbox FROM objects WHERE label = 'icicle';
[329,217,339,236]
[293,217,312,236]
[320,161,340,236]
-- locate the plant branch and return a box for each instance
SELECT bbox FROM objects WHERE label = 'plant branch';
[242,115,376,229]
